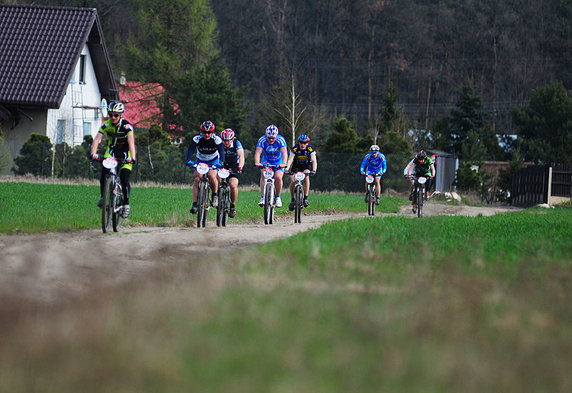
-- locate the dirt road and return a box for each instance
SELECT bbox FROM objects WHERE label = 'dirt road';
[0,203,519,308]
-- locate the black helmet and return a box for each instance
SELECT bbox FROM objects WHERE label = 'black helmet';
[416,150,427,160]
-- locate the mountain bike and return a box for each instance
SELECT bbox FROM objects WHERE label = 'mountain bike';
[99,156,126,233]
[194,163,215,228]
[216,167,231,227]
[290,170,313,224]
[261,164,280,225]
[412,176,427,217]
[364,174,376,216]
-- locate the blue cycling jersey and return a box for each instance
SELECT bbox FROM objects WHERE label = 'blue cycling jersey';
[256,135,288,164]
[360,151,387,175]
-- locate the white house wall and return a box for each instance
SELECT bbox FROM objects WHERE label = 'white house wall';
[47,44,104,147]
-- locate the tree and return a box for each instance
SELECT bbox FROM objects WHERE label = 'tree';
[513,81,572,164]
[173,58,250,143]
[0,131,12,174]
[447,82,486,157]
[13,134,53,176]
[324,117,372,153]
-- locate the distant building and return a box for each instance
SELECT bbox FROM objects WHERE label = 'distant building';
[118,81,183,145]
[0,4,117,173]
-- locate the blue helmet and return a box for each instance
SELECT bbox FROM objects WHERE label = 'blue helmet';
[265,124,279,138]
[298,134,310,143]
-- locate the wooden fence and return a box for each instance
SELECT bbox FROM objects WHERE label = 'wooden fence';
[511,164,572,206]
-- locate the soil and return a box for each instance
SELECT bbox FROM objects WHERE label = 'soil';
[0,202,520,309]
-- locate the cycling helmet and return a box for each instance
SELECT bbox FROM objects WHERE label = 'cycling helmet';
[370,144,380,151]
[200,120,215,133]
[108,101,125,113]
[265,124,279,138]
[221,128,235,140]
[416,150,427,160]
[298,134,310,143]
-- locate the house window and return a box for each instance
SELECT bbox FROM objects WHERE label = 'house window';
[79,54,86,84]
[56,120,65,144]
[83,122,91,137]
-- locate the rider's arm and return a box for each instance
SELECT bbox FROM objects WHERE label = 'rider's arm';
[280,146,288,167]
[254,146,263,166]
[407,163,416,177]
[360,155,369,174]
[185,138,197,162]
[90,132,103,156]
[310,151,317,172]
[286,151,295,171]
[127,133,136,161]
[217,140,226,165]
[237,146,245,170]
[381,154,387,174]
[430,163,436,177]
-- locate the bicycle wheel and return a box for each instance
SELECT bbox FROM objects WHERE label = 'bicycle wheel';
[197,180,209,228]
[418,186,424,218]
[294,184,303,223]
[101,175,113,233]
[263,182,274,225]
[112,183,123,232]
[216,186,229,227]
[368,185,375,216]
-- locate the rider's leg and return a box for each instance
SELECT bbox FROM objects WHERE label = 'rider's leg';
[207,169,219,195]
[303,172,311,197]
[193,172,201,203]
[119,168,131,204]
[274,170,284,195]
[375,176,381,198]
[229,177,239,204]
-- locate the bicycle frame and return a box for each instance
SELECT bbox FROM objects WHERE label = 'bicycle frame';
[365,174,376,216]
[195,162,214,228]
[216,168,231,227]
[292,171,306,223]
[261,165,278,225]
[100,156,125,233]
[413,176,427,217]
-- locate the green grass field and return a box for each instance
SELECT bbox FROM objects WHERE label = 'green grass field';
[0,182,404,233]
[1,181,572,392]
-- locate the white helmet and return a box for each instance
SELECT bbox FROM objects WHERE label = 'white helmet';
[265,124,279,138]
[370,144,380,151]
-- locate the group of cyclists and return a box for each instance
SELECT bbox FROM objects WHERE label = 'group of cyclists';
[90,101,435,220]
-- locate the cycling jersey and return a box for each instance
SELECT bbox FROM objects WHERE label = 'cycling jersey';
[223,139,243,169]
[256,135,288,165]
[360,151,387,175]
[186,133,226,164]
[290,143,316,171]
[98,118,134,170]
[412,157,434,177]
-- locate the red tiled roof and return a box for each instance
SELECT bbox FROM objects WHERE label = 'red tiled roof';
[119,81,181,130]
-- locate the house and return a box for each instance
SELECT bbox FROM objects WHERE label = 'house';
[118,80,183,145]
[0,4,118,173]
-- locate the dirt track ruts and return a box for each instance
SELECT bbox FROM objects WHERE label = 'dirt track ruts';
[0,203,520,308]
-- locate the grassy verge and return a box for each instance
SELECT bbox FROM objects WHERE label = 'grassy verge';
[1,208,572,392]
[0,182,405,233]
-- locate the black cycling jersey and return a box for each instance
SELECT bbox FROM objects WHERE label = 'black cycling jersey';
[186,134,226,163]
[291,143,316,171]
[223,139,243,168]
[98,118,134,154]
[413,157,434,176]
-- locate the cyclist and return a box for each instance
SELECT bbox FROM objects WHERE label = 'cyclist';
[253,124,288,207]
[90,100,136,218]
[220,128,245,218]
[185,120,226,214]
[359,144,387,205]
[406,150,435,213]
[286,134,317,210]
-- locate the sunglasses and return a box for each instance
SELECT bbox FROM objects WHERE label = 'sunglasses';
[202,131,213,135]
[267,136,276,140]
[109,113,121,118]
